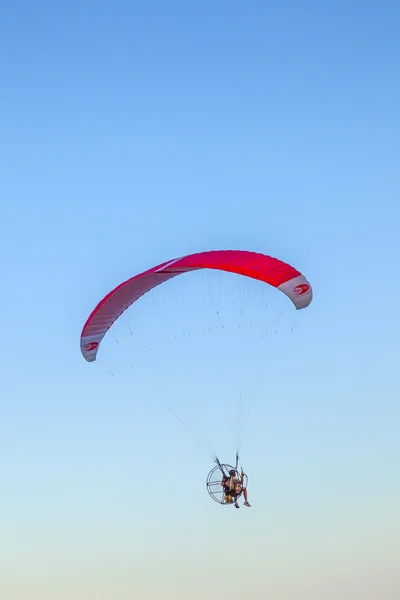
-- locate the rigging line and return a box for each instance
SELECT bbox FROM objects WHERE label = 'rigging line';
[167,406,215,459]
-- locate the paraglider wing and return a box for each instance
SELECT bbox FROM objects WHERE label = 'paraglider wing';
[80,250,312,362]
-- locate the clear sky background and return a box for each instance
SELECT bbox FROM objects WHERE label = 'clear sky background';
[1,1,400,599]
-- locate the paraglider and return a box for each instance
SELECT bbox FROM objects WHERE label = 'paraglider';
[80,249,312,362]
[80,249,313,508]
[206,455,250,508]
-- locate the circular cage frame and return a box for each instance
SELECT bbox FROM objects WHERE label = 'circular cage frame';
[206,463,248,505]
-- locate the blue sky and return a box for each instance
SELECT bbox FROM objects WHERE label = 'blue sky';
[1,1,400,598]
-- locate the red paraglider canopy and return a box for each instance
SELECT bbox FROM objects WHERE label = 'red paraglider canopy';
[80,249,312,362]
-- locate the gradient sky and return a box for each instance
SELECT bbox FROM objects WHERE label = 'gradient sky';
[1,1,400,599]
